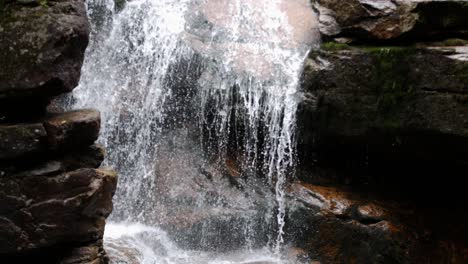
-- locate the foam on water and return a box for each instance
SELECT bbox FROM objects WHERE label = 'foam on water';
[104,223,291,264]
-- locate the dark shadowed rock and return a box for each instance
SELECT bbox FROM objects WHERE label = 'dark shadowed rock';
[299,43,468,163]
[1,239,108,264]
[0,110,101,159]
[286,182,468,263]
[0,0,89,99]
[59,241,108,264]
[0,0,115,263]
[44,109,101,150]
[0,144,105,178]
[286,183,412,263]
[0,168,117,255]
[0,123,46,159]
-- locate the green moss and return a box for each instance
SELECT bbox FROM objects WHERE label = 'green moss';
[39,0,48,7]
[321,42,350,51]
[365,46,419,129]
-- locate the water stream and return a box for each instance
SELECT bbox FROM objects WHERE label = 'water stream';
[66,0,319,262]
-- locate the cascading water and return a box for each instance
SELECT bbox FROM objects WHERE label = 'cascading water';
[66,0,319,262]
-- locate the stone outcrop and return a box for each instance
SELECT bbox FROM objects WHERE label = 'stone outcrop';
[313,0,468,42]
[0,0,117,263]
[0,0,89,98]
[0,0,90,122]
[294,0,468,263]
[299,43,468,163]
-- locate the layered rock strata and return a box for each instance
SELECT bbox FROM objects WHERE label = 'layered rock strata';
[0,0,117,263]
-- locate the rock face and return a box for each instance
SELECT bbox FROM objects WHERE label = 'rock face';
[286,183,468,264]
[287,183,411,263]
[0,0,89,98]
[0,0,117,263]
[0,0,90,122]
[313,0,468,42]
[295,1,468,263]
[300,44,468,161]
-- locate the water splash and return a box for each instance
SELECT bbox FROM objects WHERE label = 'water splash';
[67,0,319,261]
[105,222,291,264]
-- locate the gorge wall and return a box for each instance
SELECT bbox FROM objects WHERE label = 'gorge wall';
[0,0,116,263]
[1,0,468,263]
[291,0,468,263]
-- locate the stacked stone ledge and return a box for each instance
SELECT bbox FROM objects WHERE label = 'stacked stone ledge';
[0,0,117,263]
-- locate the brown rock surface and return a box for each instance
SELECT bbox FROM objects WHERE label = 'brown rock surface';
[313,0,468,42]
[44,109,101,150]
[0,168,117,255]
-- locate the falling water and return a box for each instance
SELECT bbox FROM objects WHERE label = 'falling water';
[67,0,319,262]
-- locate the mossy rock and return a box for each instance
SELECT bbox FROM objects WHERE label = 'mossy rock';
[301,44,468,139]
[321,42,350,51]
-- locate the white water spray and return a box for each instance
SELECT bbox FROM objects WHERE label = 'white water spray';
[68,0,319,262]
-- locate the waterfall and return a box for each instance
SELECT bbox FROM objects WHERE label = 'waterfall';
[67,0,319,262]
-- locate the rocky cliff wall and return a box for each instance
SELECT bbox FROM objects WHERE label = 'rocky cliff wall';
[289,0,468,263]
[0,1,117,263]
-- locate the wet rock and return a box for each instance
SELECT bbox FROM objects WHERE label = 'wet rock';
[299,43,468,166]
[60,241,108,264]
[44,109,101,150]
[0,144,105,178]
[286,183,415,264]
[105,238,141,264]
[0,123,46,159]
[286,182,468,263]
[0,168,117,255]
[356,204,386,223]
[0,0,90,99]
[313,0,468,42]
[0,0,114,262]
[0,110,101,159]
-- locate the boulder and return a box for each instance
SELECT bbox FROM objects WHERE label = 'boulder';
[0,168,117,255]
[0,0,89,99]
[313,0,468,42]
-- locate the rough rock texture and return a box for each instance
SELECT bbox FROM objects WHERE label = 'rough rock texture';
[296,1,468,263]
[287,183,412,263]
[286,183,468,263]
[300,44,468,158]
[0,110,101,160]
[0,0,90,123]
[0,0,89,98]
[44,110,101,150]
[298,43,468,193]
[313,0,468,42]
[0,168,116,254]
[0,0,117,263]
